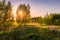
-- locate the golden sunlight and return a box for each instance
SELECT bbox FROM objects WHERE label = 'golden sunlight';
[14,12,16,21]
[19,11,23,15]
[13,10,16,21]
[19,11,23,18]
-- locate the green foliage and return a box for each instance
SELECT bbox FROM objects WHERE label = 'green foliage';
[0,0,14,27]
[16,4,31,23]
[30,13,60,25]
[44,13,60,25]
[0,26,60,40]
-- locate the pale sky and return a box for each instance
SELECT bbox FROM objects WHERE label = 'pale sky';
[6,0,60,17]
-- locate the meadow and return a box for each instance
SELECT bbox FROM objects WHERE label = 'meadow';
[0,0,60,40]
[0,23,60,40]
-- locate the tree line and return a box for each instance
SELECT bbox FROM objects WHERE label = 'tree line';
[44,13,60,25]
[31,13,60,25]
[0,0,13,27]
[0,0,31,27]
[0,0,60,27]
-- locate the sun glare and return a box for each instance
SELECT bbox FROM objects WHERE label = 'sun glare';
[19,11,22,15]
[14,12,16,21]
[13,9,16,21]
[19,11,23,18]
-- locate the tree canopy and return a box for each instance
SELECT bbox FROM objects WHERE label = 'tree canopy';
[0,0,13,27]
[16,4,31,22]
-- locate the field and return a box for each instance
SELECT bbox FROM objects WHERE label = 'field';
[0,23,60,40]
[0,0,60,40]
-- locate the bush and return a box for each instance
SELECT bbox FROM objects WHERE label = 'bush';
[0,26,60,40]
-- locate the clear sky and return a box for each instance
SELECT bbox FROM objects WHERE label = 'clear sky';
[6,0,60,17]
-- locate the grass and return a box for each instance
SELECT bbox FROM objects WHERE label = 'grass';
[0,22,60,40]
[25,23,60,31]
[0,26,60,40]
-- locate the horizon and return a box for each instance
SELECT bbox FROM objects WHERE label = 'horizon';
[6,0,60,17]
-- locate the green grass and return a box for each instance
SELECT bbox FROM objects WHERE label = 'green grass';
[0,22,60,40]
[0,25,60,40]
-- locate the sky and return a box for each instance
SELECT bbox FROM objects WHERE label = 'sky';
[6,0,60,17]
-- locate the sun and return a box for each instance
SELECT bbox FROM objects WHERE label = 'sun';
[19,11,24,19]
[19,11,23,15]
